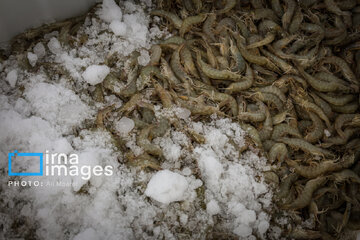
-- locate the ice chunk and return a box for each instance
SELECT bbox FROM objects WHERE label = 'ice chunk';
[6,70,17,88]
[257,220,270,235]
[82,65,110,85]
[145,170,188,204]
[182,167,192,176]
[99,0,122,23]
[179,214,188,225]
[109,20,128,36]
[27,52,38,67]
[175,108,191,120]
[194,148,223,186]
[233,224,252,238]
[137,49,150,66]
[115,117,134,135]
[123,13,148,45]
[205,129,228,149]
[73,228,100,240]
[239,209,256,225]
[324,129,331,137]
[47,37,62,55]
[206,200,220,215]
[163,142,181,162]
[25,82,92,134]
[33,42,46,58]
[229,202,246,216]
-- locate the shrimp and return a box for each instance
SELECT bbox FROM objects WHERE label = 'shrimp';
[153,81,172,108]
[251,91,284,111]
[96,104,115,129]
[272,123,302,139]
[321,56,358,87]
[239,123,263,147]
[332,169,360,184]
[195,50,242,81]
[272,34,297,50]
[148,45,162,66]
[238,111,265,122]
[259,102,273,141]
[150,10,183,29]
[192,0,202,13]
[175,95,224,117]
[214,18,236,34]
[252,8,280,23]
[160,36,185,45]
[281,0,296,31]
[170,44,192,84]
[127,152,161,171]
[317,93,355,106]
[283,176,327,210]
[160,57,181,87]
[324,0,351,16]
[278,137,334,157]
[216,56,229,69]
[229,38,246,73]
[257,85,286,102]
[271,0,284,17]
[286,154,354,179]
[258,19,282,34]
[137,125,163,157]
[235,35,280,72]
[238,101,267,122]
[139,65,166,90]
[289,228,322,239]
[334,114,358,138]
[180,45,199,78]
[292,95,332,129]
[288,7,303,34]
[276,173,299,201]
[297,66,351,92]
[322,128,359,147]
[246,32,276,49]
[180,14,207,37]
[201,89,238,116]
[264,171,279,185]
[117,93,142,115]
[202,13,216,42]
[314,72,353,91]
[269,142,288,163]
[300,23,324,43]
[331,101,359,114]
[263,140,276,151]
[272,111,288,125]
[309,92,334,120]
[304,112,324,143]
[216,0,237,14]
[298,120,312,135]
[225,64,254,93]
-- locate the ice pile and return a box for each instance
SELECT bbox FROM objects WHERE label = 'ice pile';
[0,0,274,239]
[190,118,272,238]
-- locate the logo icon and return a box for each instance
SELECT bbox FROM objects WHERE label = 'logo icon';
[8,150,43,176]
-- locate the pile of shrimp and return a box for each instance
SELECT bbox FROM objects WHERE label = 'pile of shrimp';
[4,0,360,238]
[142,0,360,238]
